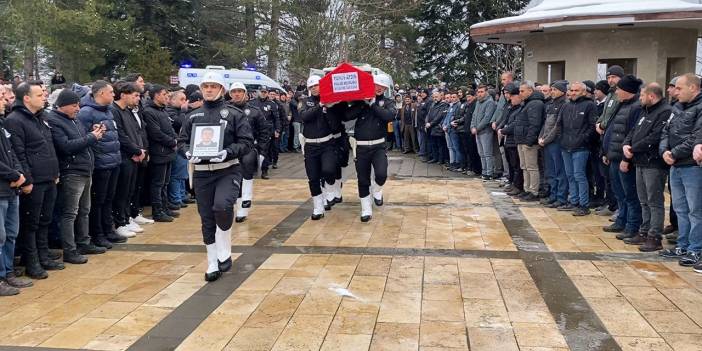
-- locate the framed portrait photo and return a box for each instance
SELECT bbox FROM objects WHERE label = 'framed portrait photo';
[190,122,225,159]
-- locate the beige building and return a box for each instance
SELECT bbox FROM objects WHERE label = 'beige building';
[470,0,702,85]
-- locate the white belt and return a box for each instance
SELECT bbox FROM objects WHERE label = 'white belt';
[305,135,333,144]
[193,159,240,171]
[356,138,385,146]
[332,133,342,139]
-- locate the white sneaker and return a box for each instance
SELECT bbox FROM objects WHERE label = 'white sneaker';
[133,214,154,225]
[127,220,144,233]
[116,226,136,238]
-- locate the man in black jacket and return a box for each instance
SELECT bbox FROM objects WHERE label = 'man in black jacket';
[49,90,106,265]
[621,83,670,251]
[558,82,598,215]
[498,84,525,196]
[143,85,179,222]
[0,86,31,295]
[5,82,61,278]
[659,73,702,267]
[509,82,545,202]
[603,75,643,239]
[251,86,281,177]
[111,82,148,236]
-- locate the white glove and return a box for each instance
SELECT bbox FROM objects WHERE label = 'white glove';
[209,150,228,163]
[185,151,201,164]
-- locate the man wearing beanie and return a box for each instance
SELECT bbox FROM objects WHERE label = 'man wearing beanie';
[591,80,614,214]
[602,74,643,240]
[594,80,610,115]
[583,80,596,98]
[596,65,624,134]
[49,89,107,265]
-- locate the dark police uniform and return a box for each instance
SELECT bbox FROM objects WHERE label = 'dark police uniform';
[177,98,253,247]
[250,97,281,174]
[299,94,338,218]
[345,94,396,199]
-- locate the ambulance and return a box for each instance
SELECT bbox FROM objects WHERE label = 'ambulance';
[177,65,283,92]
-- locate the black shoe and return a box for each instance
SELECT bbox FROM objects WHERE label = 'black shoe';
[184,198,196,204]
[324,202,333,211]
[334,197,343,204]
[0,281,19,296]
[426,160,437,164]
[693,262,702,274]
[153,212,174,222]
[40,260,65,271]
[63,251,88,264]
[205,271,222,282]
[272,164,278,169]
[361,215,372,222]
[523,193,539,202]
[546,201,563,209]
[639,236,663,252]
[167,203,180,211]
[311,213,324,220]
[261,170,269,179]
[218,257,232,272]
[679,251,701,267]
[666,232,678,245]
[518,192,530,200]
[557,203,575,211]
[374,197,384,206]
[24,256,48,280]
[106,232,128,243]
[166,209,180,218]
[48,251,62,261]
[659,247,687,258]
[78,244,106,255]
[179,203,188,208]
[663,225,677,235]
[615,231,637,240]
[242,200,252,209]
[235,216,247,223]
[603,224,625,233]
[572,207,591,216]
[5,273,33,288]
[507,189,523,196]
[92,237,113,250]
[481,175,492,181]
[624,234,647,245]
[540,198,556,205]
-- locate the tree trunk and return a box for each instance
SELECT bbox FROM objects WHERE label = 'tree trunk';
[267,0,280,79]
[244,1,257,67]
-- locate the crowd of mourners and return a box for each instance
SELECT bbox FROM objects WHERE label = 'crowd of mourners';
[1,64,701,295]
[0,74,302,295]
[384,67,702,276]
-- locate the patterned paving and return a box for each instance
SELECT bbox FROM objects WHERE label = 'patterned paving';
[1,152,701,351]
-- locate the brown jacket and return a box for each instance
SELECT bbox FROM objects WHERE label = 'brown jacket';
[399,103,418,129]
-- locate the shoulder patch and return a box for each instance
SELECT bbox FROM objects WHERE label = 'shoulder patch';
[220,109,229,118]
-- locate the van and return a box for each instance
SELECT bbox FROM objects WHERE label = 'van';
[177,65,284,92]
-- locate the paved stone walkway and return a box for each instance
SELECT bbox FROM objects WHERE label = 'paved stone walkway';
[1,152,701,351]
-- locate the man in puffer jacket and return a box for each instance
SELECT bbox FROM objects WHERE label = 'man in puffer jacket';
[77,81,125,248]
[659,73,702,268]
[504,82,545,201]
[558,82,598,215]
[539,81,568,208]
[497,83,524,196]
[622,83,670,251]
[603,75,643,239]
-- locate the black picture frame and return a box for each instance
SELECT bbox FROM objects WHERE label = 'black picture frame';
[190,122,225,160]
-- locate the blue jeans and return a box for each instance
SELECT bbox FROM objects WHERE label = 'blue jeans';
[280,128,289,151]
[670,166,702,252]
[168,179,186,205]
[476,131,494,176]
[292,122,302,150]
[392,120,402,150]
[545,143,567,203]
[449,129,464,165]
[609,162,642,233]
[445,131,455,164]
[0,196,20,278]
[418,128,427,156]
[561,149,589,207]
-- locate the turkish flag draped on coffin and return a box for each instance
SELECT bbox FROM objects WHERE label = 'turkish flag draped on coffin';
[319,63,376,104]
